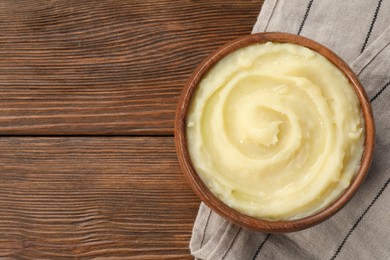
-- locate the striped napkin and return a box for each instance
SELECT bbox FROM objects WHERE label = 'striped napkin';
[190,0,390,259]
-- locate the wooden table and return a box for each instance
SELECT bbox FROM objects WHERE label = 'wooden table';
[0,1,263,258]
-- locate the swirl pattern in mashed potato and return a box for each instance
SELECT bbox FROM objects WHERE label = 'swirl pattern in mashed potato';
[186,42,364,220]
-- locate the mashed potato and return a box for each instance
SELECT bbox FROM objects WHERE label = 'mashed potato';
[186,42,364,220]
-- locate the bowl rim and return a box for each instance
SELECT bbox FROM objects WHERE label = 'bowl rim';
[174,32,375,232]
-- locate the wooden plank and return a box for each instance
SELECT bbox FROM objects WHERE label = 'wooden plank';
[0,0,263,135]
[0,137,200,259]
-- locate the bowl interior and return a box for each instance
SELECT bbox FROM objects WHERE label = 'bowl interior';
[174,32,375,232]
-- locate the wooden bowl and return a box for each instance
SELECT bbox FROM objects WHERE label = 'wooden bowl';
[174,32,375,232]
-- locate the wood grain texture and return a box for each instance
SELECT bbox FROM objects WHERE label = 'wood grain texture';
[0,0,263,135]
[0,137,199,259]
[0,1,266,258]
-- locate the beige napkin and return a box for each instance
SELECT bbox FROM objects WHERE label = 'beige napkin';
[190,0,390,259]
